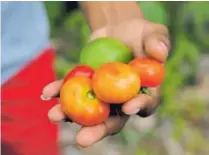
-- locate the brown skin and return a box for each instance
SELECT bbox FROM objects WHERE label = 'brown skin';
[42,2,170,148]
[80,2,143,31]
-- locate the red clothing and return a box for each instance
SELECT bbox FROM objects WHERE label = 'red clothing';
[1,48,60,155]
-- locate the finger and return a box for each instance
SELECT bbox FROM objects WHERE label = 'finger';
[122,94,153,115]
[48,104,65,123]
[144,22,169,39]
[122,86,160,116]
[143,23,170,62]
[104,115,129,135]
[76,115,129,148]
[137,87,161,117]
[131,38,145,58]
[89,27,108,41]
[136,105,158,118]
[144,34,170,62]
[41,80,63,100]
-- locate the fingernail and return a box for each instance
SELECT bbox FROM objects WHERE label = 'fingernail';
[159,41,168,51]
[124,108,140,115]
[40,94,52,101]
[76,144,84,149]
[47,111,63,124]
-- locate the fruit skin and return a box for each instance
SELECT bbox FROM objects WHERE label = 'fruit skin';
[60,76,110,126]
[92,62,140,104]
[129,57,165,87]
[63,65,94,83]
[80,37,133,69]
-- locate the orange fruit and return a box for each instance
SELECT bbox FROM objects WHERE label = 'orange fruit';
[129,57,165,87]
[92,62,140,104]
[60,76,110,126]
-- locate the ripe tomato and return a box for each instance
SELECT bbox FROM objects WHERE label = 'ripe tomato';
[60,76,110,126]
[129,57,165,87]
[92,62,140,104]
[63,65,94,83]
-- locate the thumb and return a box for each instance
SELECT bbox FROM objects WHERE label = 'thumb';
[144,34,170,62]
[76,115,128,148]
[143,22,170,62]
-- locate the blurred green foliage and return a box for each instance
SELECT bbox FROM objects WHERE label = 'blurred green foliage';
[44,1,209,155]
[176,2,209,48]
[138,1,169,26]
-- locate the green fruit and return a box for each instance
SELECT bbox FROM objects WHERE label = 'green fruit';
[79,37,133,69]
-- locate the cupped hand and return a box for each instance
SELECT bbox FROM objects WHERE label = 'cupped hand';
[42,18,170,148]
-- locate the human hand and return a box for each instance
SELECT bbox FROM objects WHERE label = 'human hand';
[90,18,170,116]
[42,17,170,148]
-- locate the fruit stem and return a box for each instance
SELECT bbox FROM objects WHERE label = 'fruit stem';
[140,87,151,95]
[86,91,96,99]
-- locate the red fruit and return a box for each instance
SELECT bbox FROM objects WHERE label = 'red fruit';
[129,57,165,87]
[63,65,94,83]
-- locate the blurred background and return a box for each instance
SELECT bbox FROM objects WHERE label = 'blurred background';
[44,1,209,155]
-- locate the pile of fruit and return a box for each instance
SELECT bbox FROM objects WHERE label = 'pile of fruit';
[60,37,165,126]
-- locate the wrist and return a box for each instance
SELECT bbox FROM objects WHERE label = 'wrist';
[109,2,143,24]
[80,2,143,31]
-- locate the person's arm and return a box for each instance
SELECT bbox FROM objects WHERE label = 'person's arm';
[80,2,143,31]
